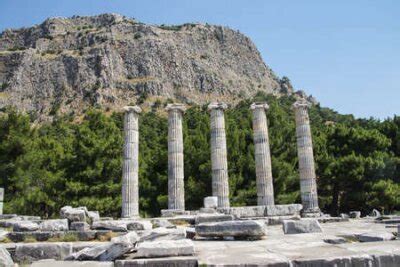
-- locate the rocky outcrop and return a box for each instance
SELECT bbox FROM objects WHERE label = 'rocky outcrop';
[0,13,289,121]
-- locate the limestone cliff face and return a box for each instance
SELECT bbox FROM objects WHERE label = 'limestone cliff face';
[0,13,290,120]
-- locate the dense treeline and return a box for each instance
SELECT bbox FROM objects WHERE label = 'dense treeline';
[0,93,399,218]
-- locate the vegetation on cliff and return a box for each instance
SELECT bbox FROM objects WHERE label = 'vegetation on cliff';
[0,93,399,218]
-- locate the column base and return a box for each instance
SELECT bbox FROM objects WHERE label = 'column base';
[301,208,321,218]
[161,209,190,217]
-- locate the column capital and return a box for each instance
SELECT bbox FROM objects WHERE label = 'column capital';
[292,99,311,109]
[250,102,269,110]
[208,102,228,111]
[123,105,142,114]
[165,103,186,113]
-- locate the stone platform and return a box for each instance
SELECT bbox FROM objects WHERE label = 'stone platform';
[195,218,400,266]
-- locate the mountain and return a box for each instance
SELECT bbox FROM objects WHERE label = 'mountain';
[0,13,294,120]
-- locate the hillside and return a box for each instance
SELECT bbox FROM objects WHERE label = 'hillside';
[0,13,297,120]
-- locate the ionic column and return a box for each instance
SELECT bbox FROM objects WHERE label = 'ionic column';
[208,102,230,208]
[166,103,186,210]
[121,106,142,218]
[250,103,275,206]
[293,100,320,215]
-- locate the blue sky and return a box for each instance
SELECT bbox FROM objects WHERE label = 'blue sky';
[0,0,398,119]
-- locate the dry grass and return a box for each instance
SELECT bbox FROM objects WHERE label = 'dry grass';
[97,231,120,242]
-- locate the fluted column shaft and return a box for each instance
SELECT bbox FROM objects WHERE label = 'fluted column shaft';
[293,100,320,214]
[166,104,186,210]
[208,102,230,208]
[121,106,141,218]
[251,103,275,206]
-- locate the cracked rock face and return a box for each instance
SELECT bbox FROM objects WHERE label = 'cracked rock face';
[0,13,287,121]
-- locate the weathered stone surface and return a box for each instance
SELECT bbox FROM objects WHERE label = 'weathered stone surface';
[138,227,186,242]
[61,207,87,223]
[126,221,152,231]
[111,231,139,245]
[66,242,132,261]
[218,206,265,218]
[161,209,190,218]
[14,242,73,263]
[91,221,128,232]
[282,219,323,234]
[370,209,381,217]
[151,219,176,229]
[357,232,395,242]
[31,259,114,266]
[70,222,91,232]
[199,208,217,214]
[195,220,266,238]
[195,214,233,224]
[12,221,39,232]
[349,211,361,219]
[135,239,194,258]
[115,257,198,267]
[203,196,218,209]
[265,204,303,217]
[267,215,301,225]
[0,246,13,267]
[40,219,69,231]
[0,230,8,242]
[87,211,100,222]
[340,213,350,219]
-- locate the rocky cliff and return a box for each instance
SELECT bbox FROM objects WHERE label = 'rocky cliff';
[0,13,292,120]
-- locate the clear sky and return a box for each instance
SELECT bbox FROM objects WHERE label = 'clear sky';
[0,0,398,119]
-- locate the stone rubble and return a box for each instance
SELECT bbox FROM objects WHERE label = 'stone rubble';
[40,219,69,231]
[12,221,39,232]
[0,246,13,267]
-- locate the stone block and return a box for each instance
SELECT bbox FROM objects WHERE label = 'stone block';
[340,213,350,219]
[195,220,266,238]
[151,218,176,229]
[12,221,39,232]
[357,232,395,242]
[70,221,90,232]
[204,196,218,208]
[40,219,69,231]
[111,231,139,245]
[267,215,300,225]
[161,209,190,217]
[199,207,217,214]
[370,209,381,217]
[66,242,132,261]
[115,257,198,267]
[135,239,194,258]
[218,206,265,218]
[195,214,233,224]
[31,259,114,266]
[77,231,97,241]
[14,242,73,263]
[92,221,128,232]
[349,211,361,218]
[88,211,100,222]
[61,207,87,223]
[138,227,186,242]
[126,220,152,231]
[265,204,303,216]
[0,246,13,267]
[282,219,323,234]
